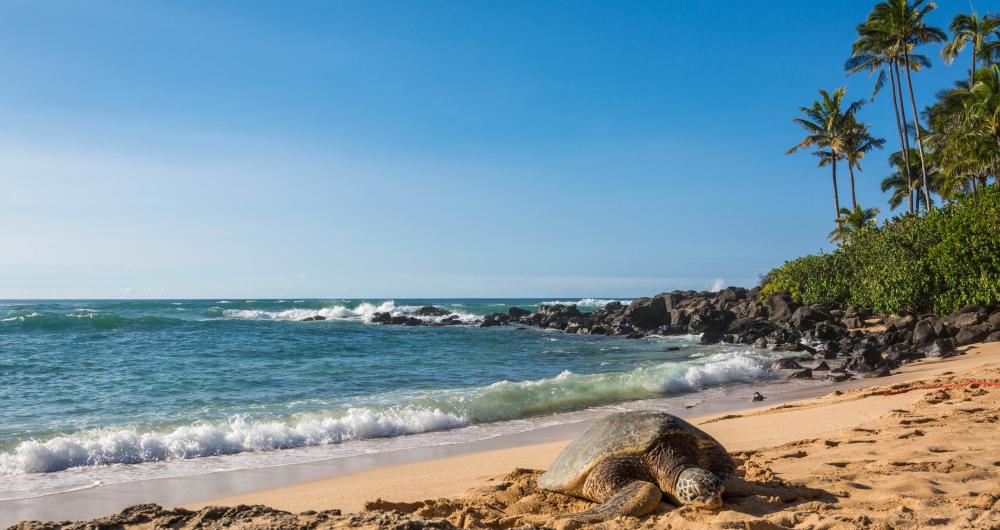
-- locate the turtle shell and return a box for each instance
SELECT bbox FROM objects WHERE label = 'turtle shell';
[538,411,724,492]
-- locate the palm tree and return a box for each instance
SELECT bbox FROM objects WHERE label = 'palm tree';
[842,118,886,209]
[787,88,864,219]
[923,55,1000,205]
[863,0,947,211]
[942,11,1000,87]
[828,205,880,243]
[881,148,932,210]
[847,19,930,213]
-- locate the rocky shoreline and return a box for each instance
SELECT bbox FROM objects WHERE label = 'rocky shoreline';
[360,288,1000,381]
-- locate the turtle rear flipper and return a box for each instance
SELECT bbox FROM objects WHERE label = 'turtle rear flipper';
[568,481,661,522]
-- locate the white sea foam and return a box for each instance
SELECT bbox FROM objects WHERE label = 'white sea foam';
[0,408,466,475]
[221,301,397,322]
[1,312,40,322]
[538,298,629,308]
[221,301,481,324]
[0,347,785,477]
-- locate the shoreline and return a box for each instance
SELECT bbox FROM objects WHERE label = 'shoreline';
[0,376,826,527]
[6,341,998,528]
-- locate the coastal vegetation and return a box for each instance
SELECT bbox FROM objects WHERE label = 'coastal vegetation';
[770,1,1000,315]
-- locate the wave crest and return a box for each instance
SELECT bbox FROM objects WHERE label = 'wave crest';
[215,301,481,324]
[0,348,782,475]
[0,408,465,475]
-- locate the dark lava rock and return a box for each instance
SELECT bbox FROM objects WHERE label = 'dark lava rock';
[985,331,1000,343]
[865,365,891,378]
[988,311,1000,331]
[688,309,735,334]
[813,361,830,371]
[955,323,991,346]
[857,346,885,366]
[806,322,846,342]
[765,292,800,322]
[479,313,510,328]
[788,368,813,379]
[370,312,392,324]
[924,338,956,358]
[884,346,924,364]
[951,311,984,329]
[623,297,670,330]
[752,392,766,402]
[700,332,723,345]
[301,315,327,322]
[535,304,583,319]
[912,319,937,346]
[773,342,814,353]
[827,371,851,382]
[887,314,914,329]
[790,306,829,329]
[507,306,531,318]
[414,305,450,317]
[713,287,747,306]
[753,337,769,349]
[771,358,803,370]
[842,316,865,329]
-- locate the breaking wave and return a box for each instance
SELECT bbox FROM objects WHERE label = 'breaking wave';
[538,298,630,308]
[213,301,481,324]
[0,348,779,475]
[215,301,398,322]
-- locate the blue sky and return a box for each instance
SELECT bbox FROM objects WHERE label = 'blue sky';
[0,1,973,298]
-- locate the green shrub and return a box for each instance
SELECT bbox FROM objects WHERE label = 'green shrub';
[761,187,1000,314]
[927,187,1000,313]
[760,253,851,306]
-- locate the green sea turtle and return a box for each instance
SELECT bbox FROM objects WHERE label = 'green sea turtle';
[538,410,736,521]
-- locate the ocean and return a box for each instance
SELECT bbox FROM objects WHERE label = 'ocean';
[0,298,807,501]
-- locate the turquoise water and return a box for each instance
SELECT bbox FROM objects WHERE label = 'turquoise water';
[0,298,791,499]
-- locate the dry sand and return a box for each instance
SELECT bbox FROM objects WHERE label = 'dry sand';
[12,342,1000,530]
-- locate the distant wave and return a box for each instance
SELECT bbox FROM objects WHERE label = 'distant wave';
[0,311,185,331]
[0,348,780,475]
[538,298,630,308]
[213,301,481,324]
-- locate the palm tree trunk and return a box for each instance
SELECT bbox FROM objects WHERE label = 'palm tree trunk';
[903,49,933,211]
[848,162,857,210]
[972,175,979,204]
[892,61,915,213]
[971,42,977,87]
[832,158,840,220]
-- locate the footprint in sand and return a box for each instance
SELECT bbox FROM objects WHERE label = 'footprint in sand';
[925,389,951,404]
[897,429,925,439]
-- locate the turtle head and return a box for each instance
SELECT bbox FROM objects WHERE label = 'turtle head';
[673,467,723,509]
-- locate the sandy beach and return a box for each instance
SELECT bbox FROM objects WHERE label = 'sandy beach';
[12,340,998,530]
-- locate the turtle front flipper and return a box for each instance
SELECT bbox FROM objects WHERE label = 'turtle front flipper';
[568,480,662,522]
